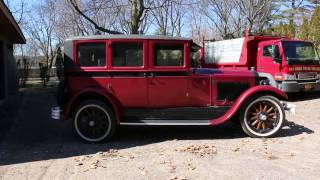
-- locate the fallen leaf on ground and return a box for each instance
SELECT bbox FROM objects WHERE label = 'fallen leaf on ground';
[264,153,278,160]
[232,147,240,152]
[159,160,171,165]
[76,163,83,166]
[242,139,250,143]
[169,165,177,173]
[298,136,304,140]
[168,176,178,180]
[187,163,196,171]
[176,144,217,156]
[140,170,147,176]
[289,152,296,157]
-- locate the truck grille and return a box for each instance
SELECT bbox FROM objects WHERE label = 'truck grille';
[296,73,317,80]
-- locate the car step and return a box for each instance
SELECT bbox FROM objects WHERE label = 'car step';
[120,119,210,126]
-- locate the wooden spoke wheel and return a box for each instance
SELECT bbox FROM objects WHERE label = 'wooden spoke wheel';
[74,100,115,143]
[241,96,285,138]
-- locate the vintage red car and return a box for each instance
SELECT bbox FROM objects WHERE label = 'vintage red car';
[52,35,292,143]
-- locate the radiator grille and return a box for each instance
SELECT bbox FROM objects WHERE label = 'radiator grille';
[296,73,317,80]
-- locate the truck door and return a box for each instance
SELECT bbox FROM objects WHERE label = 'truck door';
[257,42,281,77]
[147,41,189,108]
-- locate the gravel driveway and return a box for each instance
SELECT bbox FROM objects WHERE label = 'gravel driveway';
[0,88,319,180]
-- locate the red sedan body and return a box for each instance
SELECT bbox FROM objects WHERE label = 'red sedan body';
[52,35,288,142]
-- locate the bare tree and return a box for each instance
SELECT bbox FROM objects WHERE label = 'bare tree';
[235,0,274,32]
[111,0,151,34]
[150,0,185,36]
[68,0,153,34]
[68,0,174,34]
[107,0,163,34]
[68,0,122,34]
[151,0,170,35]
[129,0,149,34]
[5,0,26,24]
[25,0,60,86]
[5,0,30,58]
[27,0,58,68]
[201,0,239,39]
[55,0,106,43]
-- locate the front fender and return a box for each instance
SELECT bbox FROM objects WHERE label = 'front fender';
[209,85,287,125]
[64,88,121,124]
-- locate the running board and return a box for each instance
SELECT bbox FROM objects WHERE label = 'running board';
[120,120,210,126]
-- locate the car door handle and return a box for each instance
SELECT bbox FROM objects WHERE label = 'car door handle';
[143,72,156,78]
[150,73,156,78]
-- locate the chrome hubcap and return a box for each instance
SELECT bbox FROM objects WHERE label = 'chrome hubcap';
[89,121,95,127]
[258,113,268,121]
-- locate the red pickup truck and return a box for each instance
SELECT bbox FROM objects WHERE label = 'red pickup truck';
[202,33,320,93]
[52,35,292,143]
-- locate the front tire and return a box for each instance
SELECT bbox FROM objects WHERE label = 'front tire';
[73,100,116,143]
[240,96,285,138]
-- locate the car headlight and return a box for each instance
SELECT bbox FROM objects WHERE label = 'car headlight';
[283,74,296,80]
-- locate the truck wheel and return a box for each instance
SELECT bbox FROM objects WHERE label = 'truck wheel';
[240,96,285,138]
[73,100,116,143]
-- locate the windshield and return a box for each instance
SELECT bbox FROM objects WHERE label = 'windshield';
[282,41,320,65]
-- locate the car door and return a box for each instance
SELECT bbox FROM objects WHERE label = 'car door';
[257,42,281,77]
[147,41,190,108]
[108,40,148,108]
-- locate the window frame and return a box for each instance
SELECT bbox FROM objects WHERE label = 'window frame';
[108,39,147,70]
[150,40,189,70]
[74,40,108,70]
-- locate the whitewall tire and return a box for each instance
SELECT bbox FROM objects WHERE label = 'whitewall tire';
[73,100,116,143]
[240,96,285,138]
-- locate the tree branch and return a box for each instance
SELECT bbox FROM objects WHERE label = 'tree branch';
[68,0,122,34]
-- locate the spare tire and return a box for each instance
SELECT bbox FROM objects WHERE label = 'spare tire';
[57,80,65,107]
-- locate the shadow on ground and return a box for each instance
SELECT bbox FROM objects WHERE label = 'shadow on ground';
[277,120,314,137]
[0,92,23,142]
[287,92,320,102]
[0,88,314,166]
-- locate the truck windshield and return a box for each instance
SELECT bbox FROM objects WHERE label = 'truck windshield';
[282,41,320,65]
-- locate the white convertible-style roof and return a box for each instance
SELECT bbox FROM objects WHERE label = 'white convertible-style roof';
[66,34,193,42]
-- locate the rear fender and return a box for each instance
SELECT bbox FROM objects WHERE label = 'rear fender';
[209,85,287,125]
[64,88,121,124]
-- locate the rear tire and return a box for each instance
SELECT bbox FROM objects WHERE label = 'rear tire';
[240,96,285,138]
[73,100,116,143]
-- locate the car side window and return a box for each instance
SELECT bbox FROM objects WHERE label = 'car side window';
[190,50,201,67]
[154,44,184,66]
[77,43,106,67]
[263,45,273,57]
[112,42,143,67]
